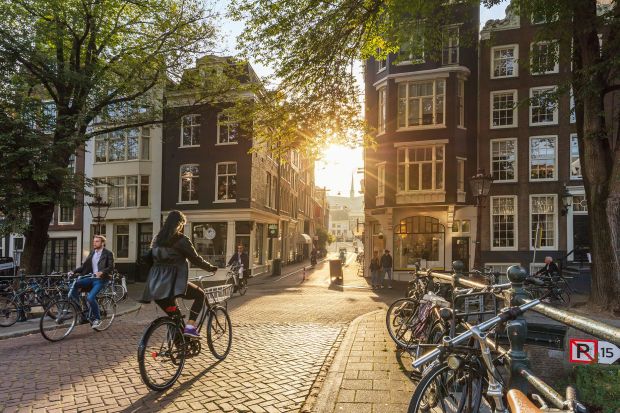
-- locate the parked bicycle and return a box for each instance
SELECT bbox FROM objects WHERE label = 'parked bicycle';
[104,270,128,303]
[39,274,116,342]
[138,273,233,391]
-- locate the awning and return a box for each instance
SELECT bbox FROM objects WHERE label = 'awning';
[298,233,312,244]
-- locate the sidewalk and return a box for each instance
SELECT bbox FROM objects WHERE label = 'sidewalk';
[312,310,415,413]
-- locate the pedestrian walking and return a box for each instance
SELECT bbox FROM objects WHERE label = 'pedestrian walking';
[369,250,380,289]
[380,249,393,289]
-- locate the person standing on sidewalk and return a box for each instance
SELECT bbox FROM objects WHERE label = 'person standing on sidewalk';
[380,249,393,289]
[369,250,380,289]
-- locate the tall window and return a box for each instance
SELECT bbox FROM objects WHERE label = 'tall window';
[569,89,576,123]
[216,162,237,201]
[457,79,465,127]
[491,196,517,249]
[179,165,199,202]
[491,139,517,182]
[530,136,557,181]
[442,25,459,65]
[140,176,150,207]
[181,114,200,147]
[115,224,129,258]
[490,90,517,128]
[58,205,74,224]
[491,45,518,78]
[397,146,444,192]
[530,87,558,125]
[457,158,465,192]
[377,164,386,196]
[95,128,148,162]
[377,59,387,72]
[94,176,149,208]
[378,87,386,133]
[397,80,445,128]
[217,114,239,144]
[570,134,582,179]
[530,195,557,249]
[399,21,424,63]
[266,173,272,207]
[531,41,559,75]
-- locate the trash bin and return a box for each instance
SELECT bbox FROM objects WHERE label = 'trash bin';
[329,259,343,284]
[272,259,282,276]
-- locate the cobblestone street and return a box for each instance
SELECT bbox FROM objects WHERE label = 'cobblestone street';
[0,260,403,412]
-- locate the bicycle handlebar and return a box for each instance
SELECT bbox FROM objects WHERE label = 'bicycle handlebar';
[412,298,541,369]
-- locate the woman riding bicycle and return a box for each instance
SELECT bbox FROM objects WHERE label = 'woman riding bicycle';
[139,210,218,338]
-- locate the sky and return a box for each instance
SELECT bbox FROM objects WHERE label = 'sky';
[215,0,510,196]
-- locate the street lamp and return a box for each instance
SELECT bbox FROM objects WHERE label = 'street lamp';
[469,169,493,270]
[561,185,573,216]
[87,194,110,235]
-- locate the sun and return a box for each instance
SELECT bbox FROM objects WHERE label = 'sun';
[315,144,364,195]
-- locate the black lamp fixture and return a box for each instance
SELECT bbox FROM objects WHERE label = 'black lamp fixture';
[87,194,111,235]
[469,169,493,269]
[561,185,573,216]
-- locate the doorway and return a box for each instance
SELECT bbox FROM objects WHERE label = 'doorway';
[572,215,590,262]
[452,237,470,270]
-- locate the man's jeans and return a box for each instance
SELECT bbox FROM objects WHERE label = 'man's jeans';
[69,277,106,320]
[371,270,380,286]
[382,268,393,287]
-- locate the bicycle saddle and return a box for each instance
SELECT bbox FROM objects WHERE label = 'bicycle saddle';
[507,389,542,413]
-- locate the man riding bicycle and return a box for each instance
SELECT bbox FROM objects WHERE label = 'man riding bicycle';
[68,235,115,329]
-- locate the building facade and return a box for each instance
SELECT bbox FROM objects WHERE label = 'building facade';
[479,5,586,275]
[364,3,480,277]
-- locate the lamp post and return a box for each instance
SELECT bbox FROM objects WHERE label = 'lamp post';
[469,169,493,270]
[87,194,110,235]
[560,185,573,216]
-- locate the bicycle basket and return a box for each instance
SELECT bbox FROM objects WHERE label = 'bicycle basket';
[204,284,234,305]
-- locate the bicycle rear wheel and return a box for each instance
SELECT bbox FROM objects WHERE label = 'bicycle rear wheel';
[138,317,186,391]
[40,300,77,342]
[207,306,232,360]
[111,282,127,303]
[238,278,248,296]
[408,360,486,413]
[386,298,420,349]
[93,297,116,331]
[0,296,18,327]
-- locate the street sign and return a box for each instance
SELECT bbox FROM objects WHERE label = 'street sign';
[569,338,620,364]
[268,224,279,238]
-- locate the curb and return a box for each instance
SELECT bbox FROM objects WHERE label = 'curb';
[309,309,385,413]
[0,301,142,341]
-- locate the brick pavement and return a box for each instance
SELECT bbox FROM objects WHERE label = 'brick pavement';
[313,310,415,413]
[0,262,404,412]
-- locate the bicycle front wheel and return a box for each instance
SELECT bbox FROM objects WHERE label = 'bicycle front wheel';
[207,306,232,360]
[0,296,18,327]
[386,298,420,349]
[407,360,485,413]
[40,300,77,342]
[93,297,116,331]
[138,317,186,392]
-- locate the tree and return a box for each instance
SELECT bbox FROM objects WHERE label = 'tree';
[0,0,217,273]
[232,0,620,309]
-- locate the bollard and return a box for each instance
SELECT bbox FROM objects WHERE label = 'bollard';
[451,260,465,288]
[506,265,530,393]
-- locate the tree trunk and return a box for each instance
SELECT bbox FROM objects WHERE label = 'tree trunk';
[573,0,620,310]
[20,203,55,274]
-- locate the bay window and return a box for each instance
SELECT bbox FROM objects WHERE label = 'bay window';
[94,127,149,162]
[397,146,444,192]
[397,79,445,128]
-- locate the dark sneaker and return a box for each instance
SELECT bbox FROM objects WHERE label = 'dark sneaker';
[183,326,200,339]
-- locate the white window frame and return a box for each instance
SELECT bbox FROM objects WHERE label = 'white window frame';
[378,87,387,134]
[180,114,201,148]
[377,162,386,196]
[529,135,558,182]
[377,58,387,72]
[570,133,582,180]
[397,79,446,130]
[490,195,518,251]
[490,44,519,79]
[178,164,200,204]
[457,79,465,128]
[114,223,130,259]
[529,194,558,250]
[215,162,237,203]
[490,138,518,183]
[396,145,445,193]
[490,90,518,129]
[58,205,74,225]
[529,86,558,126]
[94,128,145,163]
[530,41,559,75]
[216,113,239,145]
[442,25,460,65]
